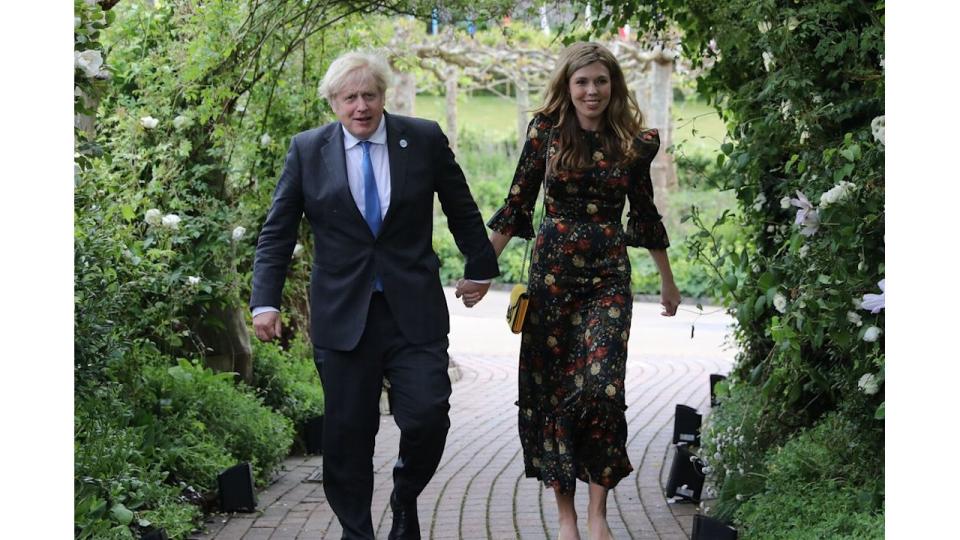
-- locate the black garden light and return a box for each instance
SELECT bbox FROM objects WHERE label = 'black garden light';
[140,528,169,540]
[217,462,257,513]
[692,514,738,540]
[665,444,705,502]
[710,374,727,407]
[672,404,702,446]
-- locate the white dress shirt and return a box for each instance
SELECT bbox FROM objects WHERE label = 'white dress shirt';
[342,116,390,220]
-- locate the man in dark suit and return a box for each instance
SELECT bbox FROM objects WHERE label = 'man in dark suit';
[250,51,498,539]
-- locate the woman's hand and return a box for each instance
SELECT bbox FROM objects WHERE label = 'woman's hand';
[660,280,681,317]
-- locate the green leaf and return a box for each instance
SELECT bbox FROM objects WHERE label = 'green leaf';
[787,382,802,404]
[874,402,885,419]
[721,142,734,155]
[785,154,799,173]
[758,272,775,291]
[725,273,738,289]
[121,205,135,221]
[110,503,134,525]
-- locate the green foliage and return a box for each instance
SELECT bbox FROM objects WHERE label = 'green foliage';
[733,411,884,538]
[251,337,326,445]
[75,384,203,540]
[143,359,295,485]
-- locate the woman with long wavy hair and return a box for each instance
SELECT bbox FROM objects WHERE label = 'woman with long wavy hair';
[481,42,681,539]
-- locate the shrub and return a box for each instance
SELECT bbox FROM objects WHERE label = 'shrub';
[733,412,884,538]
[251,337,325,444]
[142,359,295,485]
[700,379,789,519]
[75,384,202,540]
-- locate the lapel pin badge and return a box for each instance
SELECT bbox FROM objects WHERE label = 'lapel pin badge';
[399,139,408,148]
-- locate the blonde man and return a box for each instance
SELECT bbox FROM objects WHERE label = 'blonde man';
[251,51,499,539]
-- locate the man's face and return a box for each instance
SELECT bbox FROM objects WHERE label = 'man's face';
[331,71,385,140]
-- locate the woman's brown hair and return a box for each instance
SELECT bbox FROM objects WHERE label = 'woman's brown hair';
[534,42,644,176]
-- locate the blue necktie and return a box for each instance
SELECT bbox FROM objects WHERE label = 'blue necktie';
[360,141,383,291]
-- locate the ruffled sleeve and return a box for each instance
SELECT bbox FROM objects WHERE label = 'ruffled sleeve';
[625,128,670,249]
[487,114,553,239]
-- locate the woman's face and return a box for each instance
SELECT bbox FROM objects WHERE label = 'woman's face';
[568,61,611,130]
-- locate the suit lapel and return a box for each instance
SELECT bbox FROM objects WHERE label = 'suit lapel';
[320,124,369,233]
[382,112,408,232]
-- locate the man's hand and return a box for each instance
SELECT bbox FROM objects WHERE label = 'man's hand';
[455,279,491,308]
[253,311,282,341]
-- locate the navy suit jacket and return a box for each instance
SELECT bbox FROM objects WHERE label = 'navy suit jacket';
[251,112,500,350]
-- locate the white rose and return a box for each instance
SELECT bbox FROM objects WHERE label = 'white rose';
[862,325,881,342]
[820,181,855,207]
[75,49,104,78]
[780,100,792,120]
[800,130,810,144]
[173,115,193,130]
[140,116,159,129]
[871,116,885,146]
[752,192,767,212]
[757,21,772,34]
[292,243,304,257]
[846,311,863,327]
[231,226,246,242]
[762,51,775,72]
[260,133,272,146]
[187,276,201,286]
[787,17,800,31]
[780,195,792,209]
[161,214,181,230]
[773,292,787,313]
[145,208,162,226]
[858,373,879,395]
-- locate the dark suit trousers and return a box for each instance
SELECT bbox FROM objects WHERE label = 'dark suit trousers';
[316,293,452,540]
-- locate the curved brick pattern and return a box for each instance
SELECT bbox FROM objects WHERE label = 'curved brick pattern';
[190,289,734,539]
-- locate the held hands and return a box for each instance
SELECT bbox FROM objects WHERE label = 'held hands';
[455,279,491,308]
[253,311,282,341]
[660,280,682,317]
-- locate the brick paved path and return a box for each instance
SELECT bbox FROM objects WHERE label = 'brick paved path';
[192,289,734,540]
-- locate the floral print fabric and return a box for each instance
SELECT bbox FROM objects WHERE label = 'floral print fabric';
[488,114,668,494]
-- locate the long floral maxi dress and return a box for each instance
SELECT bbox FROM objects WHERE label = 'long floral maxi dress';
[487,114,669,494]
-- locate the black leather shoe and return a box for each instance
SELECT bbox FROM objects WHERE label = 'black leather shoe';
[388,491,420,540]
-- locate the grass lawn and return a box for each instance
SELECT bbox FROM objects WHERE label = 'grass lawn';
[414,93,726,159]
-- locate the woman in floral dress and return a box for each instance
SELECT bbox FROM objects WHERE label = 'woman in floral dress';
[484,42,681,540]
